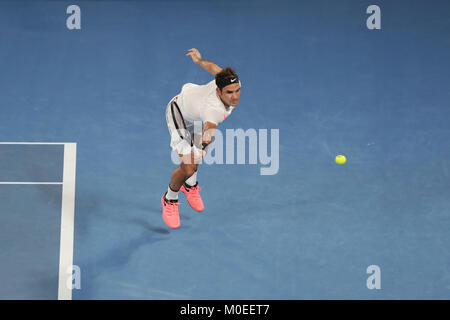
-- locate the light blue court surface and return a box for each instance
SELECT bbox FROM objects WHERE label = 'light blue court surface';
[0,184,62,299]
[0,0,449,299]
[0,144,63,181]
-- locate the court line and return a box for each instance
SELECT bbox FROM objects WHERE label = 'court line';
[0,182,63,185]
[1,141,77,299]
[0,142,67,145]
[57,143,77,300]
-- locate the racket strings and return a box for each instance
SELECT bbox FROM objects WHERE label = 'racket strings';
[171,101,194,146]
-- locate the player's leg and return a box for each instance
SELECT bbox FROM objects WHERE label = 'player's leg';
[178,142,204,212]
[162,152,200,228]
[161,97,187,229]
[162,103,204,228]
[184,132,202,188]
[168,152,198,194]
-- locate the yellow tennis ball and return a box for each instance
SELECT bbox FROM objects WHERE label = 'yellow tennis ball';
[335,155,347,165]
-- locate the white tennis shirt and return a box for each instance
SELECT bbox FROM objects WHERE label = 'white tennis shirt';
[176,80,236,125]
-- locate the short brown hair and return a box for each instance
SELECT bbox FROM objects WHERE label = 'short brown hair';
[215,67,239,90]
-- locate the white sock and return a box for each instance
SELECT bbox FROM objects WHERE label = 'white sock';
[185,172,197,187]
[166,186,178,200]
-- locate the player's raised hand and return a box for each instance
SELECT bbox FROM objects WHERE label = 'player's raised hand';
[186,48,202,64]
[187,49,222,76]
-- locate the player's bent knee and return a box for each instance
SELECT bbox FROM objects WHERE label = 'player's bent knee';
[181,163,197,177]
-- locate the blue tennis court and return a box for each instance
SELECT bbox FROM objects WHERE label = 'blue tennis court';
[0,0,449,300]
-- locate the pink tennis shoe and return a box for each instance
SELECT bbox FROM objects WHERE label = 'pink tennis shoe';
[180,182,204,212]
[161,193,180,229]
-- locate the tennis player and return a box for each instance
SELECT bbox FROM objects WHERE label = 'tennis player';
[161,48,241,229]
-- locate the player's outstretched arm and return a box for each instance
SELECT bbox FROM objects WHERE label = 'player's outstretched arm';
[186,48,222,76]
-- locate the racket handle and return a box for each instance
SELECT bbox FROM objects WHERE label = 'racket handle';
[192,145,200,156]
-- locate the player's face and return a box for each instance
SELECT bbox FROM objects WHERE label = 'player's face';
[217,83,241,107]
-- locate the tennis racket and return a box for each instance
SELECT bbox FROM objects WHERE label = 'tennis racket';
[171,100,205,156]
